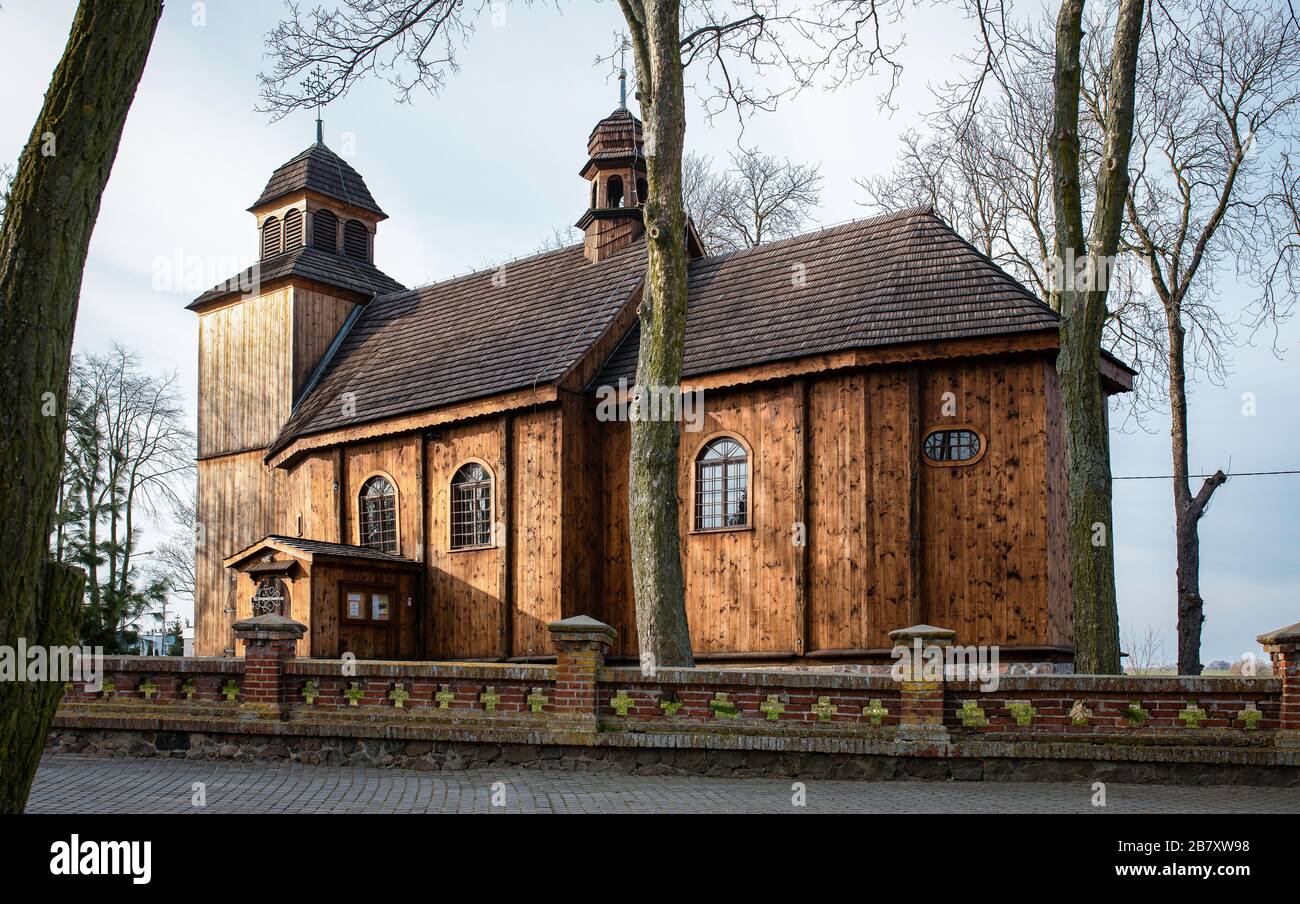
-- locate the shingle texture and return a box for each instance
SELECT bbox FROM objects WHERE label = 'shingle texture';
[268,239,648,453]
[592,207,1059,387]
[263,535,416,563]
[252,143,385,216]
[268,207,1063,456]
[187,246,406,310]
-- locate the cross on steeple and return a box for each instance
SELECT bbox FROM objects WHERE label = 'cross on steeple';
[304,65,327,146]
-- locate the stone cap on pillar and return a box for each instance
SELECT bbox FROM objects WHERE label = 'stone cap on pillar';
[547,615,617,650]
[233,613,307,642]
[889,624,956,647]
[1257,622,1300,647]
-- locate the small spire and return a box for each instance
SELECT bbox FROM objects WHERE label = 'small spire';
[315,114,324,145]
[617,34,629,110]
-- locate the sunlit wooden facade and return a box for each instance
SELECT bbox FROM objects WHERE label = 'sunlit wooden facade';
[191,105,1132,663]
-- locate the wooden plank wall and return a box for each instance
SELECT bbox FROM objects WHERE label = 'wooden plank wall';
[561,392,604,622]
[510,407,564,657]
[292,289,357,398]
[196,289,294,458]
[340,436,422,560]
[677,385,801,654]
[806,369,915,652]
[313,563,421,659]
[197,353,1063,659]
[919,357,1052,647]
[279,451,342,546]
[195,451,285,655]
[424,419,507,659]
[594,357,1060,657]
[596,418,637,657]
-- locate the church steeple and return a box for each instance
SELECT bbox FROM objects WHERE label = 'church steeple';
[248,138,387,264]
[576,85,647,263]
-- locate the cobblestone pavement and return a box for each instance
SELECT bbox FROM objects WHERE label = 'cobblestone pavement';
[27,755,1300,814]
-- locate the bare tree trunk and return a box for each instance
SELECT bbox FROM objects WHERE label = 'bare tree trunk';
[0,0,162,813]
[1051,0,1145,674]
[1167,317,1227,674]
[622,0,694,668]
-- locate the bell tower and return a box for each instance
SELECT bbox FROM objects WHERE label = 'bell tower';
[576,70,647,263]
[188,125,403,657]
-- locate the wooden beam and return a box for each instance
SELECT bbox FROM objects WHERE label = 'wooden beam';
[500,413,514,660]
[603,331,1064,401]
[906,364,924,627]
[792,377,809,656]
[333,446,345,545]
[267,385,559,469]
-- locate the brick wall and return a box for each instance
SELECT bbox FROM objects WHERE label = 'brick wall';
[50,617,1300,782]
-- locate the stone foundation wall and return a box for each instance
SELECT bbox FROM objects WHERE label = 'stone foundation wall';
[44,725,1299,786]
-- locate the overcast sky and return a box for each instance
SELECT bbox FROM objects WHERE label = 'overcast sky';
[2,1,1295,663]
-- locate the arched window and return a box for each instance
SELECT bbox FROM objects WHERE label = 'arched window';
[636,178,648,206]
[359,475,398,553]
[312,209,338,252]
[343,219,369,261]
[694,437,749,530]
[261,217,282,258]
[282,208,304,250]
[922,427,986,465]
[450,463,494,550]
[606,175,624,208]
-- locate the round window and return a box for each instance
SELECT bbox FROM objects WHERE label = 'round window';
[922,428,984,464]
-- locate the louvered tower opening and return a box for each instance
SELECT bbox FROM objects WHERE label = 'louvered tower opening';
[343,219,370,262]
[282,208,304,250]
[261,217,282,259]
[312,209,338,252]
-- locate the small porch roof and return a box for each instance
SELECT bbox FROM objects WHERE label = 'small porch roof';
[224,535,422,571]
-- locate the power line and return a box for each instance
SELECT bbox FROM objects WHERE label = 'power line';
[1113,469,1300,480]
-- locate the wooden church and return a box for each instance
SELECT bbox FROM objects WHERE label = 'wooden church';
[190,97,1134,665]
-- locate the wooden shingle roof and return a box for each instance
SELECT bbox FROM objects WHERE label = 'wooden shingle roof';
[592,207,1060,386]
[187,246,406,310]
[251,143,386,216]
[224,534,420,569]
[269,207,1072,458]
[267,239,649,454]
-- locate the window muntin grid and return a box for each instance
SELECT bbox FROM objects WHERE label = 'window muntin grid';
[694,437,749,531]
[451,463,494,550]
[359,475,398,553]
[922,428,983,464]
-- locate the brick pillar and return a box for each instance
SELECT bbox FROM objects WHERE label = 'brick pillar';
[889,624,955,750]
[233,614,306,717]
[1258,621,1300,744]
[547,615,616,730]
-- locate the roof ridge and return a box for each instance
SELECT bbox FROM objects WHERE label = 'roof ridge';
[405,235,645,295]
[695,205,936,265]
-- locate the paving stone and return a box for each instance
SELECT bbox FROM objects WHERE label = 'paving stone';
[23,754,1300,814]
